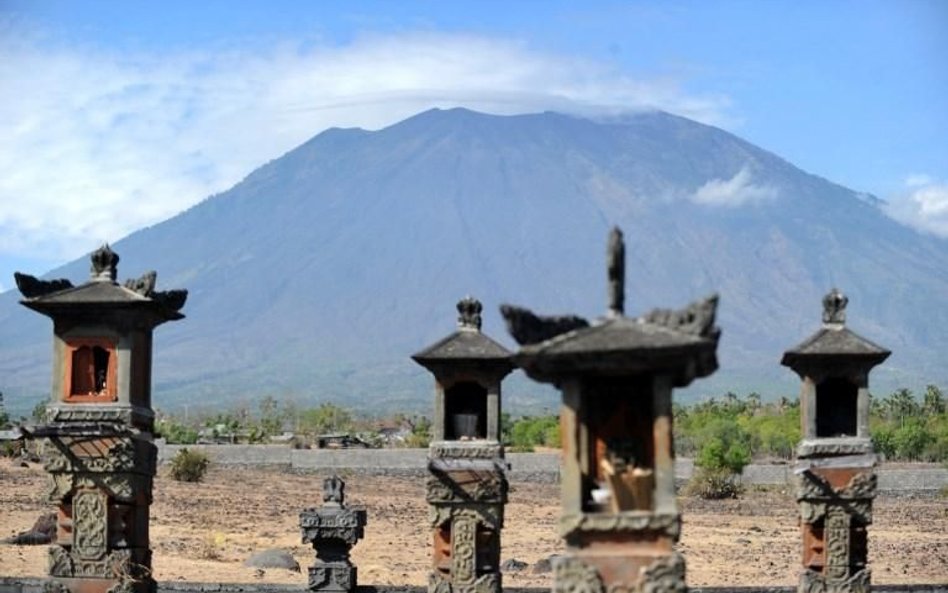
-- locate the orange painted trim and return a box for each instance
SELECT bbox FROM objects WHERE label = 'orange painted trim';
[63,338,118,403]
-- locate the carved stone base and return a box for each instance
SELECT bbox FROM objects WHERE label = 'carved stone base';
[429,570,500,593]
[552,551,685,593]
[308,562,356,592]
[44,577,155,593]
[799,568,870,593]
[48,546,151,580]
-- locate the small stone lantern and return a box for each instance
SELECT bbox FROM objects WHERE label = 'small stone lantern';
[782,289,890,593]
[300,475,367,593]
[15,245,187,593]
[412,297,514,593]
[501,227,720,593]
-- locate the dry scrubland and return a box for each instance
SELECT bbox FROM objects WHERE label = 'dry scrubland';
[1,458,945,586]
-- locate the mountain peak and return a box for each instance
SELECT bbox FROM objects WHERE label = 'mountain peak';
[1,108,945,414]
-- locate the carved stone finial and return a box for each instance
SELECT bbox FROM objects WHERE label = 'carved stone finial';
[607,227,625,317]
[822,288,848,326]
[90,244,119,282]
[323,475,345,506]
[457,296,483,331]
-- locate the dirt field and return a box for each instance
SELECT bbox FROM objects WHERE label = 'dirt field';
[1,458,945,586]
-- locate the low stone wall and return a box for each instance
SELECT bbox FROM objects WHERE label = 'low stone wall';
[156,444,947,490]
[2,578,947,593]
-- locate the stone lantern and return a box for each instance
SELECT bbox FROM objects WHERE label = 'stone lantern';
[501,227,720,593]
[15,245,187,593]
[782,289,890,593]
[412,296,514,593]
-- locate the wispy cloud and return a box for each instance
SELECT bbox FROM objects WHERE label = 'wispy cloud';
[0,26,731,272]
[690,166,777,206]
[885,175,948,238]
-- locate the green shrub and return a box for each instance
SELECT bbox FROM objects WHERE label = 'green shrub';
[169,448,210,482]
[694,418,751,474]
[684,467,743,499]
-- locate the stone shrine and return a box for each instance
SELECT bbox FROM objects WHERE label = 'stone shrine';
[299,475,367,593]
[15,245,187,593]
[412,297,514,593]
[501,227,720,593]
[782,289,890,593]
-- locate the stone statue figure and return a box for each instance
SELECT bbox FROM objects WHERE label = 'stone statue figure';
[822,288,848,325]
[323,475,345,506]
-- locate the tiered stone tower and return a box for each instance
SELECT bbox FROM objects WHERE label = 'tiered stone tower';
[782,289,890,593]
[412,297,514,593]
[501,227,720,593]
[15,245,187,593]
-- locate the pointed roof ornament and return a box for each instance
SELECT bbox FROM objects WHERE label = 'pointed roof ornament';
[822,288,848,328]
[90,244,119,282]
[607,227,625,317]
[457,296,483,332]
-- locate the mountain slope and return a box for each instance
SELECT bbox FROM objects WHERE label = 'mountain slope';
[2,108,946,414]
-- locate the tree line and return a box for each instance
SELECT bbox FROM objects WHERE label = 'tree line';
[4,386,945,467]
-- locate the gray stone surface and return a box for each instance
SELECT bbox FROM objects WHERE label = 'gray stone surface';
[243,549,300,572]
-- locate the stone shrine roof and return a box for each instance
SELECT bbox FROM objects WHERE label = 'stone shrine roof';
[412,297,513,368]
[412,329,512,362]
[506,297,720,386]
[781,288,890,369]
[501,227,720,387]
[15,244,187,323]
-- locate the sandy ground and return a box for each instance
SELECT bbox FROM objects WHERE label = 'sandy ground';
[1,458,945,586]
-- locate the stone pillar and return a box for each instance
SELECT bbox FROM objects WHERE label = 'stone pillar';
[502,227,721,593]
[15,245,187,593]
[300,476,367,593]
[782,288,890,593]
[412,297,514,593]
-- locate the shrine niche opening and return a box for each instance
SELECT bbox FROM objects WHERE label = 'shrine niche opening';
[444,381,487,440]
[815,377,858,437]
[65,339,117,402]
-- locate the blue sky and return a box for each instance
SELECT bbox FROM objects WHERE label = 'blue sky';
[1,0,946,290]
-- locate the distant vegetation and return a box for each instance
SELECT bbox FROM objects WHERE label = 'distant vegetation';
[169,448,210,482]
[148,386,948,465]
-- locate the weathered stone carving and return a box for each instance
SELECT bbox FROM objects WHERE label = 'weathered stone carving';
[797,471,877,502]
[641,293,720,340]
[13,273,73,298]
[124,271,157,296]
[822,288,848,326]
[90,244,119,280]
[426,467,507,504]
[17,246,185,593]
[429,443,503,459]
[607,227,625,317]
[48,547,73,576]
[797,440,873,458]
[800,569,871,593]
[457,296,483,330]
[783,290,888,593]
[499,305,589,346]
[300,475,366,592]
[505,228,715,593]
[553,557,604,593]
[560,512,681,540]
[74,490,108,560]
[428,505,502,532]
[414,297,514,593]
[639,553,687,593]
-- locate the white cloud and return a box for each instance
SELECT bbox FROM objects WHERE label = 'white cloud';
[905,173,934,187]
[885,177,948,238]
[0,27,732,273]
[690,166,777,206]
